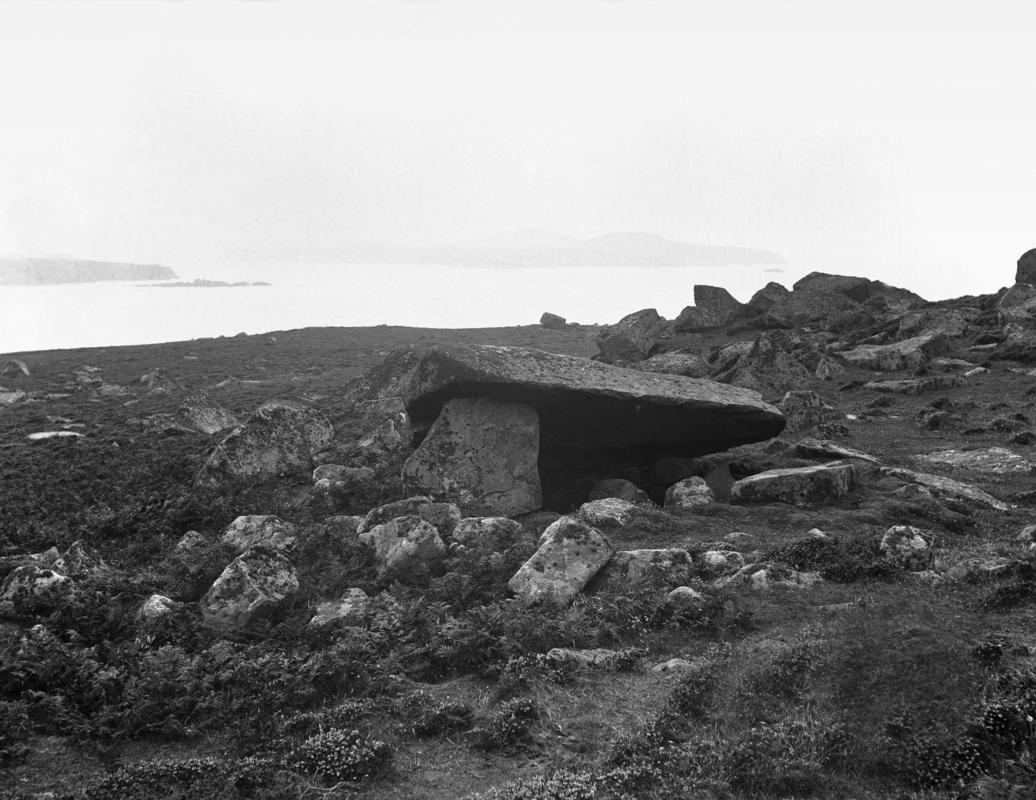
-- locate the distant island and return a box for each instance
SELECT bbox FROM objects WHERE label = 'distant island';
[0,258,177,285]
[260,230,784,269]
[144,279,272,288]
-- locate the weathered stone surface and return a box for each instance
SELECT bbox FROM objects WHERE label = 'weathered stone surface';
[221,515,298,555]
[589,548,693,593]
[0,565,74,616]
[1018,248,1036,285]
[508,517,615,605]
[698,550,746,576]
[780,391,832,432]
[916,447,1035,475]
[196,400,333,487]
[765,288,859,329]
[139,594,178,621]
[945,557,1025,582]
[540,312,567,329]
[309,588,370,628]
[0,390,26,406]
[795,438,879,465]
[746,281,790,316]
[664,586,706,609]
[578,498,637,529]
[358,516,447,582]
[710,332,812,395]
[51,541,107,578]
[179,393,239,435]
[863,375,967,394]
[596,308,667,363]
[674,285,743,331]
[898,308,978,338]
[719,562,822,590]
[451,517,531,555]
[632,352,712,379]
[358,496,461,537]
[402,396,542,516]
[814,354,845,381]
[730,462,856,506]
[200,549,299,630]
[880,526,933,571]
[360,344,785,466]
[588,478,650,504]
[664,477,715,510]
[545,648,627,669]
[882,467,1010,511]
[841,332,948,371]
[793,272,923,310]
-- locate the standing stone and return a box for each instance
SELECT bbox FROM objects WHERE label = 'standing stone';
[508,517,615,605]
[200,549,299,630]
[596,309,667,363]
[1017,248,1036,285]
[402,396,542,516]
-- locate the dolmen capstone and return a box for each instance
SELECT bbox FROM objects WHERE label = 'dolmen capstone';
[354,343,785,513]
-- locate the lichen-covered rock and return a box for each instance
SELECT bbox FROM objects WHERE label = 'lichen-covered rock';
[880,525,933,571]
[882,467,1010,511]
[698,550,746,576]
[588,478,651,504]
[578,498,637,529]
[632,352,712,379]
[746,281,790,316]
[50,541,107,578]
[730,462,856,506]
[719,562,822,590]
[358,496,461,537]
[139,594,178,621]
[779,391,832,432]
[589,548,693,593]
[545,648,628,669]
[945,557,1025,582]
[916,447,1035,475]
[0,565,74,617]
[451,517,531,556]
[674,285,744,332]
[863,375,968,395]
[220,515,298,555]
[841,332,948,371]
[765,288,859,329]
[358,516,447,582]
[508,517,615,605]
[664,477,715,510]
[200,548,299,630]
[196,399,333,487]
[309,588,370,628]
[401,396,542,516]
[178,393,239,435]
[596,308,667,362]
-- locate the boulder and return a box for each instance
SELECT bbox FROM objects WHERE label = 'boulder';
[546,648,627,669]
[698,550,746,576]
[589,548,693,593]
[402,396,542,516]
[674,286,744,331]
[359,344,785,502]
[178,393,238,434]
[898,308,977,338]
[916,447,1035,475]
[51,541,107,577]
[588,478,650,504]
[841,332,948,371]
[139,594,178,621]
[653,656,697,672]
[1016,248,1036,286]
[792,272,923,311]
[795,438,879,465]
[507,516,614,605]
[882,467,1010,511]
[578,498,638,529]
[879,526,933,571]
[0,358,30,377]
[358,496,461,537]
[0,565,74,616]
[746,282,790,316]
[200,549,299,630]
[664,477,715,510]
[730,462,856,506]
[358,516,447,581]
[765,288,859,329]
[863,375,967,394]
[945,557,1025,582]
[540,312,567,329]
[309,588,370,628]
[220,515,298,555]
[451,517,531,555]
[779,390,833,432]
[814,354,845,381]
[196,399,333,487]
[596,308,667,363]
[664,586,707,610]
[710,331,812,395]
[632,352,712,379]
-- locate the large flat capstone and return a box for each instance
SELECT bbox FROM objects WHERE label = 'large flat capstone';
[362,344,785,458]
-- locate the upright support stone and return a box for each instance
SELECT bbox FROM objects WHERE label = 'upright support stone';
[401,396,542,516]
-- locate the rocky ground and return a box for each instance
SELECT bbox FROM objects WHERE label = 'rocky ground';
[4,255,1036,799]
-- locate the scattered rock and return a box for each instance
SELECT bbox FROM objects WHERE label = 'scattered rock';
[710,331,812,394]
[178,393,239,434]
[842,332,949,371]
[220,515,298,555]
[451,517,530,555]
[882,467,1010,511]
[780,390,833,432]
[880,525,933,570]
[309,588,371,628]
[588,478,650,504]
[402,396,542,516]
[0,390,26,406]
[652,657,696,673]
[51,541,107,578]
[916,447,1035,475]
[589,548,693,592]
[0,565,74,616]
[719,562,822,590]
[200,549,299,630]
[863,375,968,395]
[730,462,856,506]
[578,498,638,529]
[673,285,744,331]
[1,358,30,377]
[358,496,461,538]
[196,399,333,488]
[664,477,715,510]
[508,516,615,605]
[945,557,1025,582]
[698,550,746,576]
[358,516,447,582]
[794,438,880,465]
[27,431,84,442]
[596,308,667,362]
[546,647,628,669]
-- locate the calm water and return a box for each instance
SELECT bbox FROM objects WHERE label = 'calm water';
[2,262,793,353]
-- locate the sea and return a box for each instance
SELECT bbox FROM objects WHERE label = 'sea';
[1,260,815,354]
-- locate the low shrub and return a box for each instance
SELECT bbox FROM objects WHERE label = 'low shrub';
[287,728,391,784]
[472,697,539,752]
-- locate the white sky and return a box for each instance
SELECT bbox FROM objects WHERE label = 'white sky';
[1,0,1034,298]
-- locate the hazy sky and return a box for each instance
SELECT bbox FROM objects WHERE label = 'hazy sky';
[1,0,1034,297]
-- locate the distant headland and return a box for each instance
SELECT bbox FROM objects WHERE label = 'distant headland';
[0,258,177,285]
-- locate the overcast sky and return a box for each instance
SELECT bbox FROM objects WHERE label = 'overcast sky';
[1,0,1033,297]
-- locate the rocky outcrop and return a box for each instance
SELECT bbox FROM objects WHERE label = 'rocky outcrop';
[746,282,790,316]
[200,549,299,630]
[882,467,1010,511]
[730,462,856,506]
[632,352,712,379]
[863,376,967,394]
[779,391,833,432]
[196,400,333,487]
[508,517,614,605]
[765,288,859,329]
[401,396,542,516]
[1016,248,1036,285]
[596,309,667,363]
[710,332,812,395]
[0,258,177,285]
[673,285,744,332]
[841,333,948,371]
